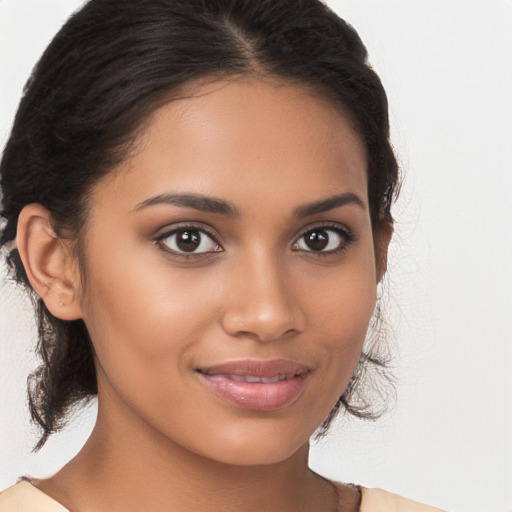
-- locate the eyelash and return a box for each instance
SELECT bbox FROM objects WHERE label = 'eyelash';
[154,223,356,259]
[155,224,222,259]
[292,223,356,257]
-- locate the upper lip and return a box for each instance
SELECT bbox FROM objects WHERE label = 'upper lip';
[198,359,311,378]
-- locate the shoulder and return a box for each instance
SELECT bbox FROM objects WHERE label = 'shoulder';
[330,481,451,512]
[360,487,451,512]
[0,480,69,512]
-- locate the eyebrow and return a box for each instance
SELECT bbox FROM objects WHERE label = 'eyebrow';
[132,193,239,216]
[293,192,366,217]
[132,191,365,217]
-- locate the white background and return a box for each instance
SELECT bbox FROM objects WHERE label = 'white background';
[1,1,511,511]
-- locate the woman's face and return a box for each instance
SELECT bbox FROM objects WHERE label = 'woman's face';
[77,78,385,465]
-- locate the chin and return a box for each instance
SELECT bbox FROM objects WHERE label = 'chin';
[205,445,305,467]
[186,422,312,467]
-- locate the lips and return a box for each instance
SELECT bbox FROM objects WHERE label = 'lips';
[197,359,310,411]
[221,374,288,383]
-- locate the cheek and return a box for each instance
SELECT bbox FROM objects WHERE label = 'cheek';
[303,260,378,381]
[80,260,205,424]
[305,253,377,332]
[82,246,217,344]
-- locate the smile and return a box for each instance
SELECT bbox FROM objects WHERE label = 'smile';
[197,359,311,411]
[216,375,289,383]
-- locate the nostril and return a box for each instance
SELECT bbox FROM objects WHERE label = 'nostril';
[224,325,301,344]
[219,268,306,340]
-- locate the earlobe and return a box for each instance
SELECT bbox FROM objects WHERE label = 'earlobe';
[16,204,83,320]
[375,220,393,284]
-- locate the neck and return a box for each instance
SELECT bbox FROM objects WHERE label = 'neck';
[39,400,338,512]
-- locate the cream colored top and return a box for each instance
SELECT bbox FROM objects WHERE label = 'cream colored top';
[0,480,449,511]
[0,481,68,512]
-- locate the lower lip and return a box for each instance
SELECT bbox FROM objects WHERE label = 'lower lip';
[199,373,309,411]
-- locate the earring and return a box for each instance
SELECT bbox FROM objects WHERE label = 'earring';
[376,283,383,301]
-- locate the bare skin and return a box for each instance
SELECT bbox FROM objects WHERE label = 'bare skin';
[18,77,389,512]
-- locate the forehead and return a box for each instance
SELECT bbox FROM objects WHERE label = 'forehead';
[92,77,368,212]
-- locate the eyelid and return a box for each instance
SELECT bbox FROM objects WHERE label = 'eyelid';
[292,222,356,253]
[293,221,354,240]
[153,221,355,258]
[154,223,223,256]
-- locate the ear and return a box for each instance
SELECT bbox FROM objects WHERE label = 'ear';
[16,204,83,320]
[374,219,393,284]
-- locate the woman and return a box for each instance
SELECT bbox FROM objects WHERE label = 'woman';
[0,0,448,510]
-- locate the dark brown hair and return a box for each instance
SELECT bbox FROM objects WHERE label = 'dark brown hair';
[0,0,399,449]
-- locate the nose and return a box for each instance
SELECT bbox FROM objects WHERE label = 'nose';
[220,251,305,343]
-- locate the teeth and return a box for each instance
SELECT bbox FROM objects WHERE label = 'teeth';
[223,375,289,383]
[262,376,287,383]
[231,375,261,383]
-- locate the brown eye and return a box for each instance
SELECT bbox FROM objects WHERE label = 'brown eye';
[176,230,201,251]
[159,228,221,254]
[294,227,350,253]
[303,230,329,251]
